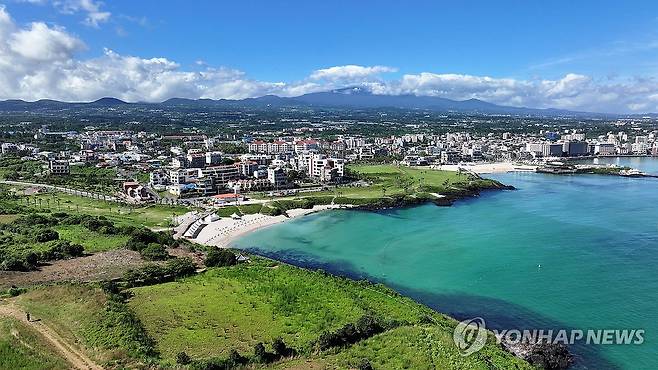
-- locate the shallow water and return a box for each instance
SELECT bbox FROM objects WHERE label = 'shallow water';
[233,158,658,369]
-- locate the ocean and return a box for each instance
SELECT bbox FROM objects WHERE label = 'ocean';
[232,157,658,369]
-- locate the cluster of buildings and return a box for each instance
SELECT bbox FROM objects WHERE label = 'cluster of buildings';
[2,124,657,200]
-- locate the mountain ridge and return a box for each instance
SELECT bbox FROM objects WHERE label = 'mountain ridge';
[0,88,641,117]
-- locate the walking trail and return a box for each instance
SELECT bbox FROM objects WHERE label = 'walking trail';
[0,303,102,370]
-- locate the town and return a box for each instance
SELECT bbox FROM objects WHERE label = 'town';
[1,120,657,204]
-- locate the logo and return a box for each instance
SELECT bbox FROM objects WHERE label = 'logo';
[453,317,488,356]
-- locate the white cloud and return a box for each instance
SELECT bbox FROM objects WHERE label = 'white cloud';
[8,22,84,61]
[1,6,658,113]
[310,65,397,81]
[42,0,111,27]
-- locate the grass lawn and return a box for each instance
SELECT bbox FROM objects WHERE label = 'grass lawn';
[0,317,69,370]
[54,225,130,253]
[27,192,189,228]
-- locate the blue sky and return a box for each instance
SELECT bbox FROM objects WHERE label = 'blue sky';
[2,0,658,112]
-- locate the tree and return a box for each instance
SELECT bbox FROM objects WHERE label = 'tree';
[204,247,236,267]
[141,243,168,261]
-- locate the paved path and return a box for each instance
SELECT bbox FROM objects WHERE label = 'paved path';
[0,304,102,370]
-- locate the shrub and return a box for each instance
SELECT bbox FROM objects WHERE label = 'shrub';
[123,257,196,287]
[204,248,236,267]
[316,314,387,351]
[41,240,84,260]
[165,257,196,277]
[253,342,267,364]
[358,359,374,370]
[140,243,168,261]
[35,228,59,243]
[176,351,192,365]
[227,349,247,366]
[272,337,295,358]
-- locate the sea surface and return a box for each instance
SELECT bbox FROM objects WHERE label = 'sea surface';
[232,157,658,369]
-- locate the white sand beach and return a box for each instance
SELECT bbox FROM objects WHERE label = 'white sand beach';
[190,204,350,248]
[434,162,537,174]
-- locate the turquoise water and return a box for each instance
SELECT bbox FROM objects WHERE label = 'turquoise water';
[233,158,658,369]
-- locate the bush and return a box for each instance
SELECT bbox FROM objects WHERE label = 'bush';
[317,314,387,351]
[165,257,196,277]
[176,351,192,365]
[358,359,374,370]
[123,257,196,287]
[140,243,168,261]
[204,248,236,267]
[272,337,295,358]
[35,228,59,243]
[253,342,268,364]
[227,349,247,367]
[40,240,84,260]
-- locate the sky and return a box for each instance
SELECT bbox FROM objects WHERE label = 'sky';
[1,0,658,113]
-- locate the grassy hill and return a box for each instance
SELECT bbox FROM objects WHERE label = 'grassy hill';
[2,256,533,369]
[0,317,69,370]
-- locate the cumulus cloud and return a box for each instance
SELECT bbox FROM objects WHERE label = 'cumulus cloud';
[1,6,658,113]
[310,65,397,82]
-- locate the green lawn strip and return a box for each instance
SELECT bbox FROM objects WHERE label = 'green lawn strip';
[27,192,188,228]
[0,317,69,370]
[54,225,129,253]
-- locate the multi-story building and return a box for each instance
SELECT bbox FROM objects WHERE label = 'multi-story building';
[199,165,241,187]
[48,160,70,175]
[595,143,616,155]
[186,153,206,168]
[294,140,319,153]
[205,151,222,166]
[267,167,287,188]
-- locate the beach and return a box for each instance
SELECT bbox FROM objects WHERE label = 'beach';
[187,204,350,248]
[434,162,537,174]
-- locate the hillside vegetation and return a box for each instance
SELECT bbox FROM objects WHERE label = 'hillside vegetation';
[2,256,532,369]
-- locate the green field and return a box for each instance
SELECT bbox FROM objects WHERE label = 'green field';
[254,164,471,203]
[54,225,130,253]
[127,258,530,368]
[0,317,68,370]
[27,192,189,228]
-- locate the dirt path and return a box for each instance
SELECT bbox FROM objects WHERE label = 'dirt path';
[0,304,102,370]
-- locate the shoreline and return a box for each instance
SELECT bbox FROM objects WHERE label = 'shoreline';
[185,179,514,248]
[434,162,537,174]
[189,204,353,248]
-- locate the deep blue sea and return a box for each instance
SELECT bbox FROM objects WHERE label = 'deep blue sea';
[233,157,658,369]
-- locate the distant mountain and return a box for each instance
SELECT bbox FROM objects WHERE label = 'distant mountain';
[90,97,128,106]
[0,88,616,117]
